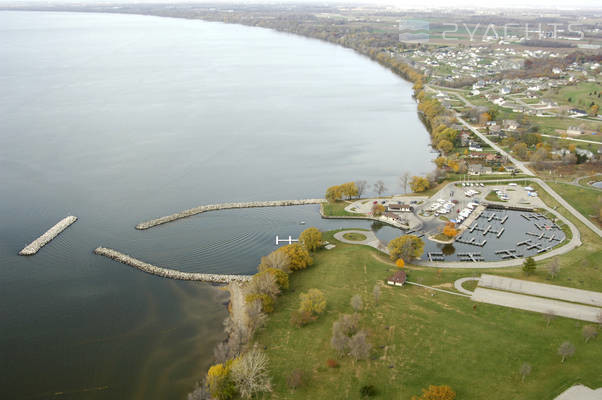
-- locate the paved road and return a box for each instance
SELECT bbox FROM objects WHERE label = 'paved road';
[540,133,602,145]
[454,277,480,295]
[455,116,535,176]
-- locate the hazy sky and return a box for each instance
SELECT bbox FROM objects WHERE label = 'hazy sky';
[1,0,601,10]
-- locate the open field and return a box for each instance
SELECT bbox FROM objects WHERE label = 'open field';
[543,82,602,110]
[321,201,363,217]
[252,231,602,399]
[546,182,602,228]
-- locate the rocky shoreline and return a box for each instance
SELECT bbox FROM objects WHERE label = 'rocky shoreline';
[19,216,78,255]
[93,247,252,283]
[136,199,326,230]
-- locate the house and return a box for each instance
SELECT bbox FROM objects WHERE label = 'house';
[488,125,502,135]
[576,148,594,160]
[503,120,519,131]
[468,164,492,175]
[469,141,483,152]
[387,270,407,286]
[500,87,511,95]
[570,108,588,117]
[485,153,498,163]
[566,126,583,136]
[388,203,413,213]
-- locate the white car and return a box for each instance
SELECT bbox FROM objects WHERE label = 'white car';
[508,183,517,187]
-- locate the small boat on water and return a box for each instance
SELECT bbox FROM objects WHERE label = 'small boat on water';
[299,221,306,225]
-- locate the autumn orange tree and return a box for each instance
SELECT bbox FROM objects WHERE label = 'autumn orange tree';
[277,243,313,271]
[410,176,431,193]
[395,258,405,268]
[442,222,458,238]
[412,385,456,400]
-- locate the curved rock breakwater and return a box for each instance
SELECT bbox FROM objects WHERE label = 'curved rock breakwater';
[135,199,326,230]
[19,216,78,255]
[93,247,252,283]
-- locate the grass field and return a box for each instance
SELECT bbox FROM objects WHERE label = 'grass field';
[543,82,602,110]
[321,201,364,217]
[546,182,602,228]
[342,232,368,241]
[251,232,602,399]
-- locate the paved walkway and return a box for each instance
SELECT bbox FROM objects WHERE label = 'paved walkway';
[555,385,602,400]
[333,230,389,254]
[454,277,480,295]
[471,287,602,323]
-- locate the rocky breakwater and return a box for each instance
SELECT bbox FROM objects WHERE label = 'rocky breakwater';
[93,247,252,283]
[135,199,326,230]
[19,216,78,255]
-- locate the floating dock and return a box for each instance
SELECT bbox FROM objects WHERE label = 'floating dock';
[93,247,251,283]
[19,216,77,256]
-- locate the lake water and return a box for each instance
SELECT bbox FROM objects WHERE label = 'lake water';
[0,11,433,399]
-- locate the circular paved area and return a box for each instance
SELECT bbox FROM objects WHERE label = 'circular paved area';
[454,277,480,295]
[333,230,388,254]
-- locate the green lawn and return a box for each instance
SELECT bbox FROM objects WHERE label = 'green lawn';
[321,201,364,217]
[485,190,503,202]
[543,82,601,110]
[342,232,368,241]
[251,233,602,399]
[546,182,602,228]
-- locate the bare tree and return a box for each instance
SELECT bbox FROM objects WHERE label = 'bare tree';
[331,331,349,356]
[350,294,364,312]
[558,341,575,363]
[548,259,560,280]
[287,369,305,389]
[373,180,387,197]
[246,299,267,334]
[399,172,410,194]
[259,250,291,273]
[582,325,598,343]
[519,363,532,383]
[247,272,280,299]
[355,180,368,198]
[231,345,272,399]
[372,284,381,306]
[348,330,372,360]
[544,311,556,327]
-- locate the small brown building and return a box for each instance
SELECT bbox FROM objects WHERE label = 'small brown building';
[387,270,407,287]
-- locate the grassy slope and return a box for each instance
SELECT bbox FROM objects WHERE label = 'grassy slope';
[322,201,364,217]
[545,182,601,228]
[252,235,602,400]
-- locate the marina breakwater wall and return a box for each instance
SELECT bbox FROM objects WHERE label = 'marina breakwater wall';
[93,247,252,283]
[136,199,326,230]
[19,216,78,256]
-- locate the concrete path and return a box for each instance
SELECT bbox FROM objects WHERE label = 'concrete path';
[471,287,602,323]
[540,133,601,145]
[555,385,602,400]
[454,277,480,295]
[333,230,389,254]
[479,274,602,307]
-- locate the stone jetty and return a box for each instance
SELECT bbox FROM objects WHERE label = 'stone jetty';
[136,199,326,230]
[19,216,78,255]
[93,247,252,283]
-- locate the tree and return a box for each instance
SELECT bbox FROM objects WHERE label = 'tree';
[350,294,363,312]
[372,284,381,305]
[442,222,458,238]
[341,182,358,199]
[519,363,532,383]
[325,185,343,202]
[259,268,289,290]
[437,139,453,154]
[277,243,313,271]
[373,180,387,197]
[248,271,280,299]
[589,104,599,117]
[558,341,575,363]
[348,330,371,360]
[412,385,456,400]
[548,259,560,279]
[231,346,272,399]
[371,203,385,216]
[258,250,291,273]
[410,176,431,193]
[512,142,528,160]
[434,156,448,169]
[207,361,237,400]
[356,180,368,198]
[399,172,411,194]
[582,325,598,343]
[245,293,275,313]
[290,310,316,327]
[299,227,322,252]
[299,289,327,315]
[396,258,405,268]
[522,257,536,275]
[388,235,425,262]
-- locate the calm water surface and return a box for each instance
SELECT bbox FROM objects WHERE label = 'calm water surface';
[0,11,433,399]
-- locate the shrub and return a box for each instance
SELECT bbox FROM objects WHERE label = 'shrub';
[326,359,339,368]
[290,310,316,328]
[299,227,323,252]
[299,289,327,315]
[260,268,289,290]
[206,361,237,400]
[360,385,377,398]
[230,346,272,399]
[245,293,275,313]
[287,369,305,389]
[522,257,536,275]
[412,385,456,400]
